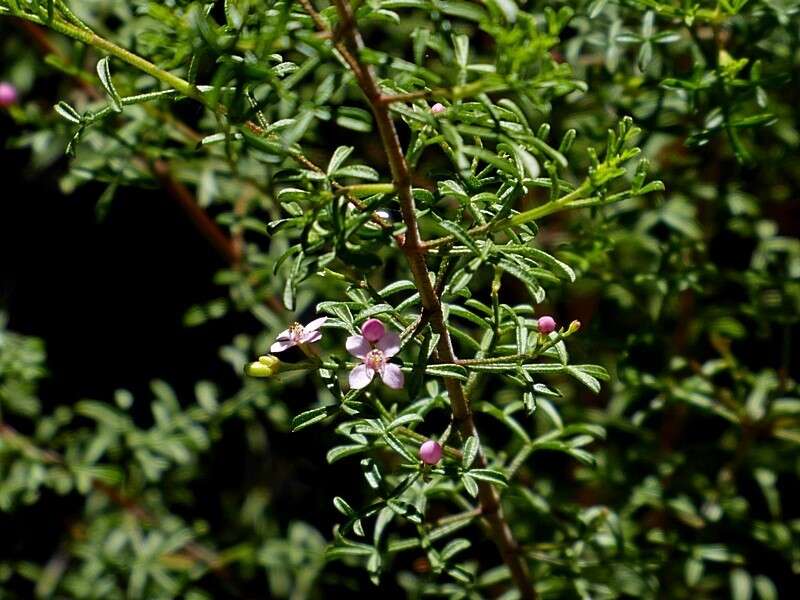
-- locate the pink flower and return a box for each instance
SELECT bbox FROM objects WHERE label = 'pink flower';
[346,320,404,390]
[419,440,442,465]
[270,317,327,352]
[0,82,18,107]
[537,315,556,335]
[431,102,446,115]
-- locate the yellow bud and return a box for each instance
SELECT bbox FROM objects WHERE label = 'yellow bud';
[245,362,273,378]
[258,354,281,368]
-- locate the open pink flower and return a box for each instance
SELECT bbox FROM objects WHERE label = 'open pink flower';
[346,320,404,390]
[270,317,327,353]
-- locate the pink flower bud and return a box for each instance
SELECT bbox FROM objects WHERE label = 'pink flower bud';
[431,102,446,115]
[0,82,18,107]
[361,318,386,343]
[419,440,443,465]
[538,315,556,335]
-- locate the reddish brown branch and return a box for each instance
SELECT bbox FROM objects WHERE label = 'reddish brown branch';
[317,1,537,597]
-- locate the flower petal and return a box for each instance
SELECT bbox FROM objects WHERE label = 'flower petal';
[304,317,328,333]
[274,328,291,341]
[302,330,322,344]
[376,331,401,357]
[346,335,371,358]
[380,363,405,389]
[349,364,375,389]
[270,339,296,353]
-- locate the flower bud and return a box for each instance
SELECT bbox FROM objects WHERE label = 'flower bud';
[537,315,556,335]
[245,361,273,378]
[361,318,386,343]
[567,320,582,334]
[258,354,281,368]
[419,440,443,465]
[0,82,18,107]
[430,102,446,115]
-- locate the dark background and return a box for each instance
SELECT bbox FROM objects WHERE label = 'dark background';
[0,108,411,598]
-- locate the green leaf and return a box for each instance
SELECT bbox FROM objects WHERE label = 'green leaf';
[96,57,122,112]
[468,468,508,487]
[438,1,487,22]
[291,405,337,431]
[333,496,356,517]
[328,146,354,174]
[565,365,602,393]
[383,431,416,462]
[462,474,479,497]
[336,106,373,132]
[333,165,380,181]
[378,280,416,296]
[496,257,545,303]
[436,219,480,256]
[730,569,752,600]
[485,0,518,22]
[327,444,366,463]
[462,436,479,469]
[387,414,423,430]
[504,246,576,281]
[424,364,469,381]
[281,110,315,146]
[441,538,471,562]
[54,101,81,124]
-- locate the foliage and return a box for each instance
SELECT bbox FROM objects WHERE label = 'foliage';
[1,0,799,598]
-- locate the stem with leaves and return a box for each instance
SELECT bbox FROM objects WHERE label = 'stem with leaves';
[319,0,537,596]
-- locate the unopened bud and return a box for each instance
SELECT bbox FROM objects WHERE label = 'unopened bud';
[419,440,443,465]
[537,315,556,335]
[430,102,446,115]
[258,354,281,368]
[0,82,18,107]
[361,318,386,343]
[245,361,273,378]
[567,320,582,334]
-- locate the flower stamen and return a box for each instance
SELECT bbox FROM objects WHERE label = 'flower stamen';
[365,349,385,371]
[288,322,305,342]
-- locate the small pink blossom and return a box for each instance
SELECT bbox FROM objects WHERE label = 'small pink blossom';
[0,82,18,107]
[270,317,327,353]
[431,102,446,115]
[419,440,442,465]
[537,315,556,335]
[346,320,404,390]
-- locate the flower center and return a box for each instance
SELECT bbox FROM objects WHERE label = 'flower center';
[288,322,305,341]
[365,349,385,371]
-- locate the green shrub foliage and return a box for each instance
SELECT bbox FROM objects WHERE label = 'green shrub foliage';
[1,0,799,598]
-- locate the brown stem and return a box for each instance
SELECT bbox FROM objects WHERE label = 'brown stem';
[320,1,536,596]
